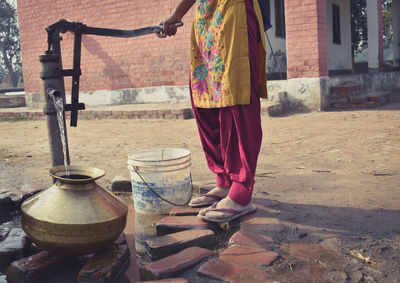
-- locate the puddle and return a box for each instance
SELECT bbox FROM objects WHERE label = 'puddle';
[116,193,166,264]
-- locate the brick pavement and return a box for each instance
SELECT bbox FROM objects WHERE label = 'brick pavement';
[0,101,286,121]
[136,184,342,282]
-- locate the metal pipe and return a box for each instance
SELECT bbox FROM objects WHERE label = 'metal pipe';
[39,53,70,174]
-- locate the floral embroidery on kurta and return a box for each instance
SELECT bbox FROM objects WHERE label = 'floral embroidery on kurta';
[190,0,267,108]
[191,0,227,108]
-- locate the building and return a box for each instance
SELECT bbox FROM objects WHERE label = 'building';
[16,0,400,110]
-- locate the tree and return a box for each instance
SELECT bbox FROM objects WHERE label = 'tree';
[0,0,21,87]
[382,0,392,51]
[351,0,393,61]
[351,0,368,58]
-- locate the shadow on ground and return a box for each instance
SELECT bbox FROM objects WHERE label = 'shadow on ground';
[253,197,400,239]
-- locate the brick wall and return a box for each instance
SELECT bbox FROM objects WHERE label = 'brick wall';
[16,0,194,94]
[285,0,329,79]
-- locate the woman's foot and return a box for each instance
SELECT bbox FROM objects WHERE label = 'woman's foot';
[198,196,257,223]
[188,186,229,207]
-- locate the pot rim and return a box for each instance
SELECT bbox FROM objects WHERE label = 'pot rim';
[49,165,105,184]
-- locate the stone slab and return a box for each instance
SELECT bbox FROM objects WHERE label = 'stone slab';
[6,251,74,283]
[240,217,286,234]
[197,258,275,283]
[140,247,212,280]
[280,242,339,263]
[266,103,285,117]
[169,206,202,216]
[156,216,210,236]
[228,231,274,250]
[145,229,216,261]
[0,228,31,265]
[220,246,279,267]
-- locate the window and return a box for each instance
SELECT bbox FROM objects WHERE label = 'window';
[332,4,341,44]
[275,0,286,38]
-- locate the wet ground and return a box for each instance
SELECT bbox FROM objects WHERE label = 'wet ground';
[1,100,400,282]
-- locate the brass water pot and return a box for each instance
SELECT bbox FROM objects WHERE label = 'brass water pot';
[21,165,128,255]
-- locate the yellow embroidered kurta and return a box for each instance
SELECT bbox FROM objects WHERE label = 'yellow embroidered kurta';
[190,0,267,108]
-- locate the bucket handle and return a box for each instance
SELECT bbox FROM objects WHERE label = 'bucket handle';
[133,167,193,207]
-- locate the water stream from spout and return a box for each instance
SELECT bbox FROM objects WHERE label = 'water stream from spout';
[53,96,70,177]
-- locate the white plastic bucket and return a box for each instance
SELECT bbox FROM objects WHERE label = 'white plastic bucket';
[127,148,191,214]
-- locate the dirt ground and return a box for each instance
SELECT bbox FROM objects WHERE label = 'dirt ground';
[1,101,400,282]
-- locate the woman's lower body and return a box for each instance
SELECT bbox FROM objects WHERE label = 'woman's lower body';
[189,0,262,221]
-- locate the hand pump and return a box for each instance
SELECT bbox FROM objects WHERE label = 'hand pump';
[39,19,183,170]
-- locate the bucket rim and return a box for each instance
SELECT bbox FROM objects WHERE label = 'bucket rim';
[127,148,191,163]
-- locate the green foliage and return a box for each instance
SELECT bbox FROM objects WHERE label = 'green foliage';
[351,0,368,56]
[0,0,22,87]
[382,0,392,49]
[351,0,393,60]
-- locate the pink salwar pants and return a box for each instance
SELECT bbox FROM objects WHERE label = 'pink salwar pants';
[190,0,262,206]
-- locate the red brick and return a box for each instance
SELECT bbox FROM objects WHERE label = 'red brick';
[220,246,279,266]
[78,239,130,283]
[6,251,74,283]
[163,114,177,119]
[156,216,210,236]
[228,231,274,250]
[350,96,367,104]
[169,206,202,216]
[170,109,184,115]
[145,229,216,260]
[362,101,378,109]
[140,247,212,280]
[240,217,286,234]
[145,110,158,115]
[367,95,381,102]
[197,258,274,283]
[157,110,170,115]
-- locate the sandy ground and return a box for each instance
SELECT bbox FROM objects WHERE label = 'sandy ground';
[1,102,400,281]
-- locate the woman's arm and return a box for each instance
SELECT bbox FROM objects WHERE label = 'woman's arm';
[158,0,196,37]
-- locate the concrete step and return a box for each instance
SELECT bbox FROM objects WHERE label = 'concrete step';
[145,229,216,261]
[330,82,369,99]
[330,91,391,110]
